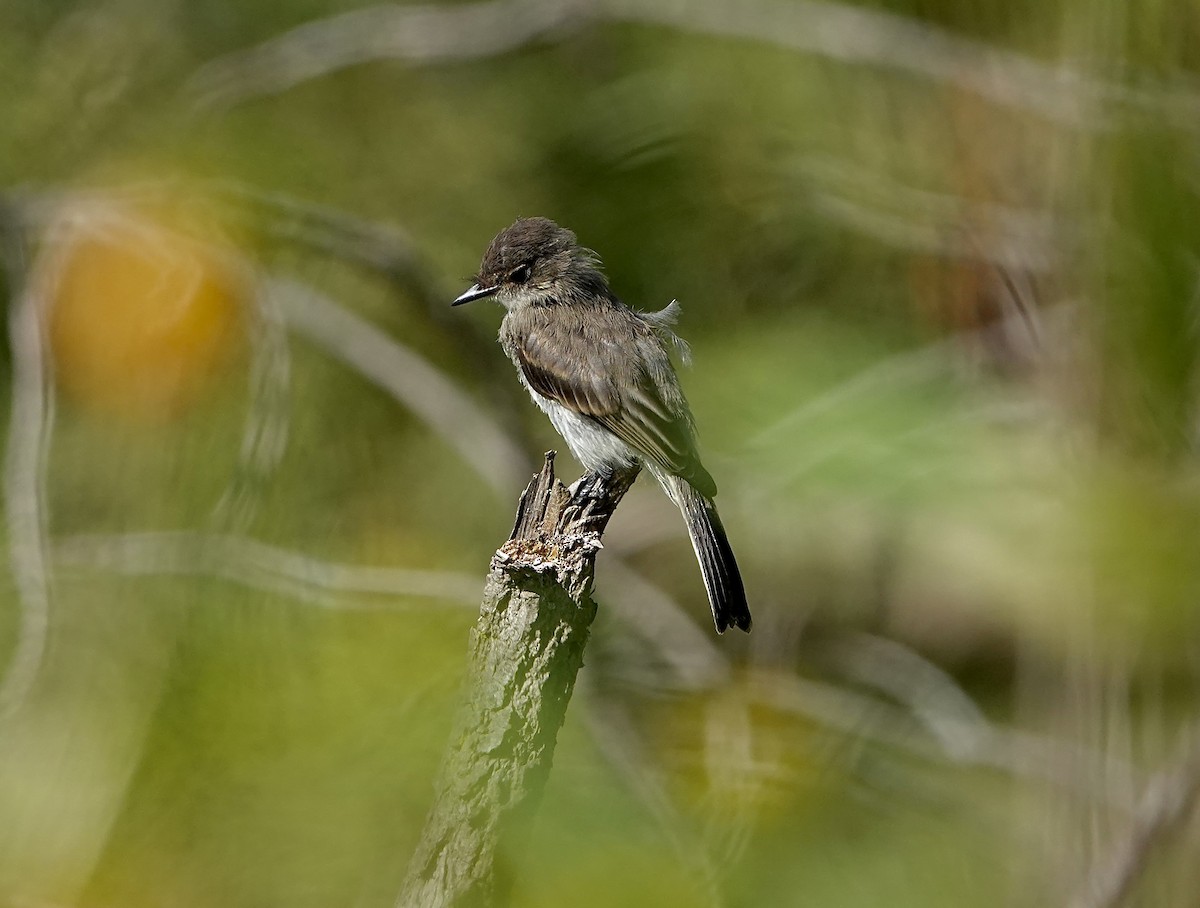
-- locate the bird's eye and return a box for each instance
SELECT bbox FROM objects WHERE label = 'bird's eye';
[510,263,533,284]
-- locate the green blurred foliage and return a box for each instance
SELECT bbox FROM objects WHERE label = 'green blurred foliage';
[1,0,1199,906]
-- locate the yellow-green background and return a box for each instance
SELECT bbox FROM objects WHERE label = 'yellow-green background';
[1,1,1198,906]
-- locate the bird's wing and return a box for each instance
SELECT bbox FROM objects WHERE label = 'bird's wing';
[512,316,717,496]
[513,325,620,419]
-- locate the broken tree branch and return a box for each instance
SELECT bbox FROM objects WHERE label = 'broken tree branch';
[397,452,636,908]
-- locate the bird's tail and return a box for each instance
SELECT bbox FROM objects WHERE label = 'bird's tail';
[669,478,752,634]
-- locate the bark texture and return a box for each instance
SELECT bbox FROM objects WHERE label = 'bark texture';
[397,453,636,908]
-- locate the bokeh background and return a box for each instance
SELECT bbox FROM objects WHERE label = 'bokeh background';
[1,0,1199,906]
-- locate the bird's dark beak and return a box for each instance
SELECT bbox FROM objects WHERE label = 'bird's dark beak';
[452,283,499,306]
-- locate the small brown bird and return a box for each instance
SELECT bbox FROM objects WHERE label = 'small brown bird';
[454,217,750,634]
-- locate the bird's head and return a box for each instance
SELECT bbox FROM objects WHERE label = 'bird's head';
[453,217,608,310]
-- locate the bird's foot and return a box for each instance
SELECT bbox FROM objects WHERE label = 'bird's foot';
[563,468,639,534]
[568,471,610,503]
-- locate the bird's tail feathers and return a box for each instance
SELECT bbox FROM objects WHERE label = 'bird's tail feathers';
[671,480,751,634]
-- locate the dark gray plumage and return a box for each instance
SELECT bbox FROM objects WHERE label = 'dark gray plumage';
[455,217,751,634]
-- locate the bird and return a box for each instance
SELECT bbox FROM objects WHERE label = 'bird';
[453,217,751,634]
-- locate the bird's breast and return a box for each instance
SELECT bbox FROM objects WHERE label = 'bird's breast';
[520,378,638,474]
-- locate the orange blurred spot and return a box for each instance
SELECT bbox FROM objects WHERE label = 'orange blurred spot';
[45,207,246,421]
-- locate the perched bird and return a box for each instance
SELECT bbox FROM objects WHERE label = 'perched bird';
[454,217,751,634]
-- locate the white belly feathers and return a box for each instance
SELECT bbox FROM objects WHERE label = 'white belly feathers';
[519,377,638,474]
